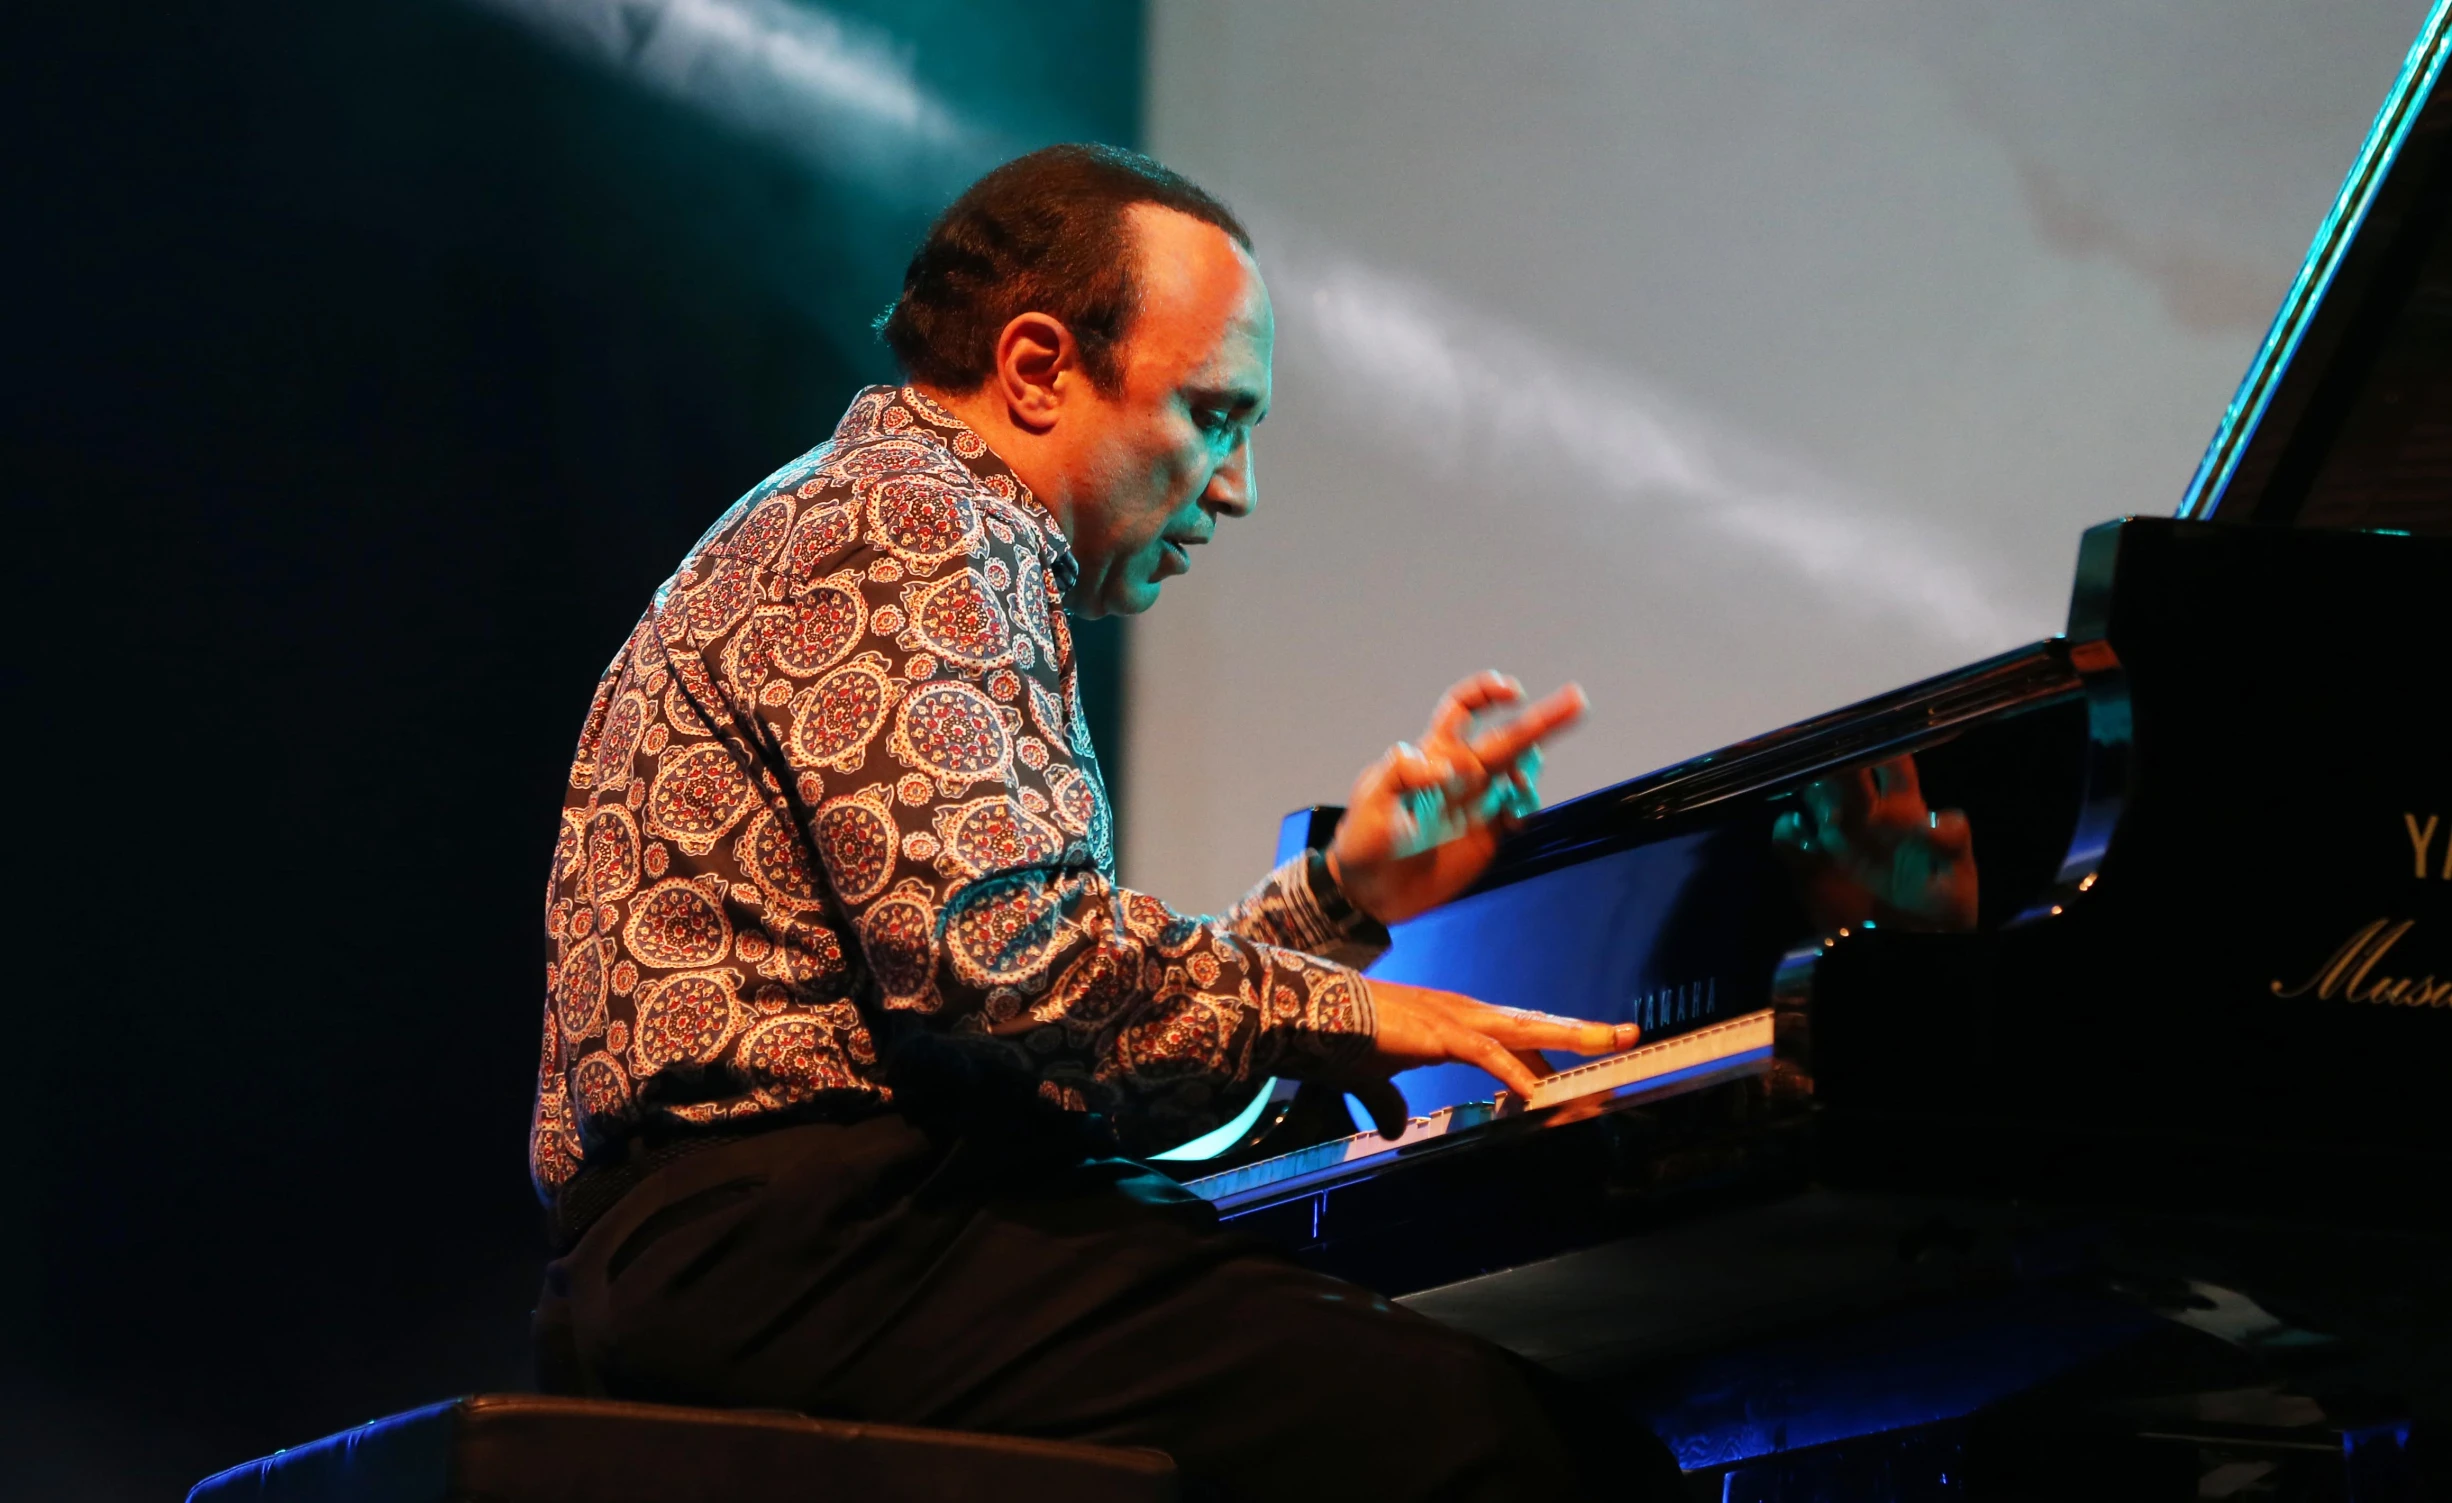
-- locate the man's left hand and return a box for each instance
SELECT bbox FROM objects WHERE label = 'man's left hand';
[1327,673,1587,926]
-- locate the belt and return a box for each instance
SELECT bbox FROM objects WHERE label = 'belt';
[546,1131,758,1254]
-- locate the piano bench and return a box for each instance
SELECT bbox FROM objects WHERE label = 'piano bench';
[183,1394,1180,1503]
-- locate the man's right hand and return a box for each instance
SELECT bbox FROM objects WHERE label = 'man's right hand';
[1316,981,1640,1141]
[1327,673,1587,927]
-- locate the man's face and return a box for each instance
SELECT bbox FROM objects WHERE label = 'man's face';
[1061,206,1273,618]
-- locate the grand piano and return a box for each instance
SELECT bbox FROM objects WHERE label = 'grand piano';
[1157,7,2452,1497]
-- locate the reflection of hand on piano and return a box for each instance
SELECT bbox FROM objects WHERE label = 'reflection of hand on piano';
[1774,754,1979,934]
[1312,980,1638,1141]
[1326,671,1588,926]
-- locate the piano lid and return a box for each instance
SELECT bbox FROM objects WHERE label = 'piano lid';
[2180,0,2452,533]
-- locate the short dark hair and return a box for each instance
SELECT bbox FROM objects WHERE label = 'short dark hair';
[877,144,1251,394]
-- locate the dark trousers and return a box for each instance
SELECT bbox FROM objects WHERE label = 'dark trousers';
[534,1113,1683,1502]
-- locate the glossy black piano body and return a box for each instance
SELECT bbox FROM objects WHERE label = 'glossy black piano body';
[1180,517,2448,1279]
[1160,5,2452,1491]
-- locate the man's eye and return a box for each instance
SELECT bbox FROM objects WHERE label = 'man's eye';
[1194,408,1229,434]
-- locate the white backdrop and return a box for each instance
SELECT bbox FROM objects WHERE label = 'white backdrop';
[1127,0,2429,912]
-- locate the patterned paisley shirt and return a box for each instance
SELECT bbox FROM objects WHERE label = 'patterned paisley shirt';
[531,385,1384,1195]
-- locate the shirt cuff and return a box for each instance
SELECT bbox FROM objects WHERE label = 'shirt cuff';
[1281,846,1394,968]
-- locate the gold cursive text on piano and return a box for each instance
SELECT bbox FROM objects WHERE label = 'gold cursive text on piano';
[2270,918,2449,1008]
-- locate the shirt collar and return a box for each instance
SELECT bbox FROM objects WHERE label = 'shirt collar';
[834,384,1080,591]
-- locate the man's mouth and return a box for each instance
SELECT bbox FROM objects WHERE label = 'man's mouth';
[1160,538,1194,573]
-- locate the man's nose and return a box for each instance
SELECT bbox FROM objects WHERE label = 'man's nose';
[1202,436,1256,520]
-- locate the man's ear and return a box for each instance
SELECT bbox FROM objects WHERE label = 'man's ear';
[992,312,1077,434]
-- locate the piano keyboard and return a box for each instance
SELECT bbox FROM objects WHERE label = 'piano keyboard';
[1186,1008,1776,1211]
[1499,1006,1776,1112]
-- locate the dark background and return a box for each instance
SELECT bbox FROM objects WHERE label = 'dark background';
[7,2,1141,1494]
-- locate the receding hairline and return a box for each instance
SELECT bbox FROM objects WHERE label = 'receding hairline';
[878,144,1252,392]
[1116,201,1272,335]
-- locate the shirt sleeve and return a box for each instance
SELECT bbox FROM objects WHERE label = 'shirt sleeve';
[729,486,1376,1150]
[1224,847,1394,971]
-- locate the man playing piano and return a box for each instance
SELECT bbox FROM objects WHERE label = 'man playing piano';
[533,143,1943,1500]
